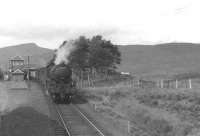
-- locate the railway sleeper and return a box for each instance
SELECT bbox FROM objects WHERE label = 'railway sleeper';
[55,127,66,136]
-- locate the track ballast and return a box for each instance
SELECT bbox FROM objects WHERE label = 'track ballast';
[55,103,111,136]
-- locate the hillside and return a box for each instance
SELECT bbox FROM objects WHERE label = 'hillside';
[0,43,54,70]
[1,42,200,77]
[118,43,200,77]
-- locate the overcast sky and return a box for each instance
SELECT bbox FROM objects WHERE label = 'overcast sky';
[0,0,199,49]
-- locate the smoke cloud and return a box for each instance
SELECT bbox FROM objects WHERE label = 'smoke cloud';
[54,40,76,65]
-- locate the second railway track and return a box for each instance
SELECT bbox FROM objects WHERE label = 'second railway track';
[55,103,111,136]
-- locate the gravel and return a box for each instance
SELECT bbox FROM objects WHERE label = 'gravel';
[1,106,58,136]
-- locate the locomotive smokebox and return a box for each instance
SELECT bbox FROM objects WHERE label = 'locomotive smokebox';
[48,63,72,83]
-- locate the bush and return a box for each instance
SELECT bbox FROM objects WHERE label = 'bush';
[128,107,192,136]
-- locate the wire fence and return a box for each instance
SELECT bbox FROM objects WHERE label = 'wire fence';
[76,77,197,89]
[132,79,192,89]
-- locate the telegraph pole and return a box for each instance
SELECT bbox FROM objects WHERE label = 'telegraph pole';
[28,56,30,80]
[27,56,30,90]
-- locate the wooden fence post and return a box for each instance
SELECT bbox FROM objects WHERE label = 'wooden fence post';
[138,80,140,88]
[161,79,163,88]
[176,80,178,89]
[87,72,90,87]
[127,120,130,134]
[185,79,187,88]
[189,79,192,89]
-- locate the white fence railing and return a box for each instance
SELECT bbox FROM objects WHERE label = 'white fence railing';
[77,78,197,89]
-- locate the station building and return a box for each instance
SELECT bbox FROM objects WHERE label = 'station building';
[8,56,37,81]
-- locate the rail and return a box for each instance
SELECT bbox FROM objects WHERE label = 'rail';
[54,103,109,136]
[54,105,71,136]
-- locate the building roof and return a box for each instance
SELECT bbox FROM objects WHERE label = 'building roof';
[12,69,24,74]
[10,64,38,71]
[11,56,24,61]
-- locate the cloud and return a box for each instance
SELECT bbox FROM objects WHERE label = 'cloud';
[0,25,132,49]
[0,25,125,44]
[0,26,70,40]
[0,0,199,49]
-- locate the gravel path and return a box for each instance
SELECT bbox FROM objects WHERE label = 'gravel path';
[0,81,58,136]
[0,81,51,116]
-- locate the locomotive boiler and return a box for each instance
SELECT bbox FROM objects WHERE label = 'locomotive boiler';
[37,61,76,103]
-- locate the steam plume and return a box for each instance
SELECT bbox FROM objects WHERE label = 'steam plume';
[54,40,75,65]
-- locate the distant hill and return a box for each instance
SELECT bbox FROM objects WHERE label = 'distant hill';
[118,43,200,77]
[0,43,54,70]
[2,42,200,78]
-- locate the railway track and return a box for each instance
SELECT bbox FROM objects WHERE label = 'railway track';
[54,103,111,136]
[40,82,111,136]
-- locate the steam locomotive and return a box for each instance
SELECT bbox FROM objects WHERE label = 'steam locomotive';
[36,60,76,103]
